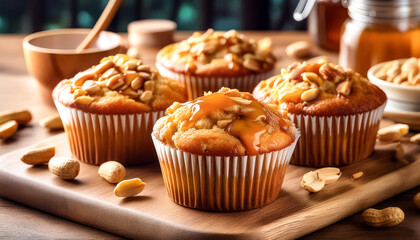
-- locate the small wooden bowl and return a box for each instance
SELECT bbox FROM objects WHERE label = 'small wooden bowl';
[23,29,121,104]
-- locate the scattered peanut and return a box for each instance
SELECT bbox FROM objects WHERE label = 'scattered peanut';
[315,167,341,185]
[302,72,323,86]
[377,124,409,142]
[410,133,420,144]
[301,171,325,193]
[48,157,80,180]
[39,114,63,130]
[130,77,143,90]
[74,96,94,105]
[395,143,408,163]
[81,80,100,94]
[0,120,18,140]
[113,178,146,197]
[136,65,150,72]
[73,72,95,86]
[286,41,311,58]
[243,58,260,72]
[139,72,151,80]
[0,109,32,125]
[351,171,364,180]
[414,192,420,210]
[98,161,126,183]
[21,145,55,165]
[144,81,155,92]
[140,90,153,102]
[362,207,404,228]
[94,60,115,75]
[301,88,320,102]
[106,74,125,90]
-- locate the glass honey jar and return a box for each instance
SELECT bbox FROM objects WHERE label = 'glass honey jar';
[294,0,348,51]
[339,0,420,77]
[308,0,348,51]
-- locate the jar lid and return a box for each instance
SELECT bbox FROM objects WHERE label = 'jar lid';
[348,0,420,22]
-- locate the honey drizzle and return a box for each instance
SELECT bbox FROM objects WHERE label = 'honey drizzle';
[228,119,267,156]
[181,92,268,155]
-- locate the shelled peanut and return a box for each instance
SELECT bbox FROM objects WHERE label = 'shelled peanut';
[113,178,146,197]
[21,145,55,165]
[286,41,311,59]
[375,58,420,85]
[40,114,63,130]
[0,109,32,140]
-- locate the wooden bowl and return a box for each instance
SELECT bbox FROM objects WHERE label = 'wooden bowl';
[22,29,121,103]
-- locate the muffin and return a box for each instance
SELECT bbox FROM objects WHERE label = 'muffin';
[156,29,276,100]
[253,60,387,167]
[53,54,187,165]
[152,88,299,211]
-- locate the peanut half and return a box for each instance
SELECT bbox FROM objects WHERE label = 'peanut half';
[414,192,420,210]
[410,133,420,144]
[351,171,364,180]
[114,178,146,197]
[0,120,18,140]
[40,114,63,130]
[98,161,126,183]
[301,171,325,193]
[48,157,80,180]
[315,167,342,185]
[286,41,311,58]
[301,88,320,102]
[362,207,404,228]
[377,124,409,142]
[0,109,32,125]
[395,143,408,163]
[21,145,55,165]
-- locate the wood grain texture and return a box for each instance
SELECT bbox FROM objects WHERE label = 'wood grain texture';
[1,33,419,239]
[0,132,418,239]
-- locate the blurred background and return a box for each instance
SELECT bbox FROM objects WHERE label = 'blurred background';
[0,0,305,33]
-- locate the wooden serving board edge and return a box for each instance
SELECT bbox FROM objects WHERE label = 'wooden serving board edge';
[0,168,256,240]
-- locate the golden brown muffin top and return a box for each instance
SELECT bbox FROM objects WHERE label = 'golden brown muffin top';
[53,54,187,114]
[156,29,276,77]
[253,60,387,116]
[153,88,297,156]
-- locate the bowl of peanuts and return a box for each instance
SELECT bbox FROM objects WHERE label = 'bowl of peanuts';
[368,58,420,112]
[23,29,122,104]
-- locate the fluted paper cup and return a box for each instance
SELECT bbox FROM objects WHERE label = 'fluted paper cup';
[156,62,274,100]
[152,134,299,211]
[288,103,386,167]
[55,101,165,166]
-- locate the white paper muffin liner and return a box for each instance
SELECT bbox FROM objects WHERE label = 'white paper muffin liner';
[288,103,386,167]
[55,101,165,166]
[152,134,299,211]
[156,62,274,100]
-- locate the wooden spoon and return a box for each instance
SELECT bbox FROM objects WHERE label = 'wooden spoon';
[76,0,124,52]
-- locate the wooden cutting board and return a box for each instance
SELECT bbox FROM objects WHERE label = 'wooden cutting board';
[0,132,419,240]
